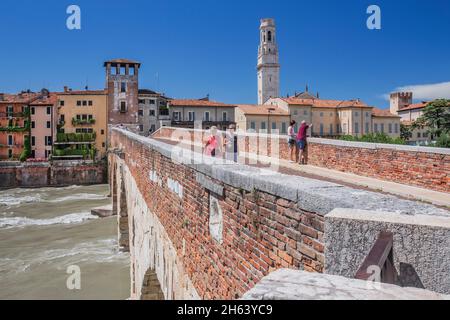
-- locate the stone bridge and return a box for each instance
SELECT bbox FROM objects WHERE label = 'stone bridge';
[108,127,450,300]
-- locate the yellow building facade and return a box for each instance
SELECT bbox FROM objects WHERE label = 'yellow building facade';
[55,89,108,160]
[235,105,291,134]
[264,95,400,138]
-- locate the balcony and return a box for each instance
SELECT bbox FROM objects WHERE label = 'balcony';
[72,118,96,126]
[0,125,29,133]
[0,112,27,118]
[158,115,171,121]
[171,120,234,128]
[0,143,23,148]
[55,132,96,144]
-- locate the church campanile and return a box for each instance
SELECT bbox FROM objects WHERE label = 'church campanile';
[257,18,280,104]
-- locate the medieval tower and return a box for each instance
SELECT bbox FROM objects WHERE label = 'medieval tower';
[257,18,280,105]
[104,59,141,131]
[390,92,413,114]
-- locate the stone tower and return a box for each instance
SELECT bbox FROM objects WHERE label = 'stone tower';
[104,59,141,131]
[390,92,413,114]
[257,18,280,105]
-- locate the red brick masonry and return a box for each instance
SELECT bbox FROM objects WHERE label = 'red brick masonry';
[111,129,325,299]
[154,127,450,193]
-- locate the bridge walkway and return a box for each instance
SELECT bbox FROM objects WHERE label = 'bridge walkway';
[153,137,450,209]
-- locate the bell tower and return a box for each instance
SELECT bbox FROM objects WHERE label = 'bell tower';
[257,18,280,105]
[104,59,141,131]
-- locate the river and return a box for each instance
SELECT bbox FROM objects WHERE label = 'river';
[0,185,130,300]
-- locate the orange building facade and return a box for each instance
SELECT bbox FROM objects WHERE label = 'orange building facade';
[0,92,38,160]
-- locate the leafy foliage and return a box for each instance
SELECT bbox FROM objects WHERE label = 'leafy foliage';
[56,132,96,142]
[19,135,31,162]
[339,133,406,145]
[400,124,413,141]
[413,99,450,137]
[435,133,450,148]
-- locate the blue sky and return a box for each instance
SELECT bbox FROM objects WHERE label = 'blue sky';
[0,0,449,108]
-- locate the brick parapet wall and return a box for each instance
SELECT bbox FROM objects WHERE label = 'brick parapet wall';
[153,127,450,193]
[111,128,325,299]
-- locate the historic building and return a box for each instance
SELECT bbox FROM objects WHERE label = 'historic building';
[104,59,141,132]
[255,91,401,138]
[257,18,280,105]
[55,88,108,160]
[29,91,57,160]
[0,91,39,160]
[138,89,170,135]
[390,92,432,145]
[168,97,236,130]
[235,104,290,134]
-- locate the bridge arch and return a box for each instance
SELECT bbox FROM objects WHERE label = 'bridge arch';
[140,268,164,300]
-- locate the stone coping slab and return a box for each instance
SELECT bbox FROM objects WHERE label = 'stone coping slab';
[327,208,450,228]
[242,269,450,300]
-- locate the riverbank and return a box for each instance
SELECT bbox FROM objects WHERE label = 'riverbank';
[0,160,107,190]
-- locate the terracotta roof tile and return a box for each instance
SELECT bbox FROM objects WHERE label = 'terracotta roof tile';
[372,107,401,118]
[57,89,107,96]
[399,102,428,111]
[29,93,58,106]
[281,97,371,108]
[0,92,41,104]
[237,104,289,116]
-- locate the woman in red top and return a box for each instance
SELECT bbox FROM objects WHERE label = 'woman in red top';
[205,126,220,157]
[296,121,312,165]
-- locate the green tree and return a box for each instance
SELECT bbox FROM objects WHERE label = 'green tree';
[414,99,450,137]
[435,133,450,148]
[400,123,412,141]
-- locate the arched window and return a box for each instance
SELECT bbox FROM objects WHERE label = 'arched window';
[268,31,272,42]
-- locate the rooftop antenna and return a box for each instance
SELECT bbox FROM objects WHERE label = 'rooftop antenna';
[156,72,160,93]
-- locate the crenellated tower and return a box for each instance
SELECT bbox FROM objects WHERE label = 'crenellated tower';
[390,92,413,114]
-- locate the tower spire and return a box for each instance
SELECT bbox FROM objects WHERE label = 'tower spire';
[257,18,280,105]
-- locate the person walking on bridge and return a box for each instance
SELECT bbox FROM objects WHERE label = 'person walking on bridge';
[297,120,312,165]
[204,126,220,157]
[224,124,238,163]
[287,120,297,163]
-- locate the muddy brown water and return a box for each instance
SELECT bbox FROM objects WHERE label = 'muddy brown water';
[0,185,130,300]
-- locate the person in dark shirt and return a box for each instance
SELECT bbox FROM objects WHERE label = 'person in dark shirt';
[296,120,312,165]
[224,124,238,162]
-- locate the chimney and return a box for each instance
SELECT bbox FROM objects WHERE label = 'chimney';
[0,93,4,101]
[316,92,320,99]
[64,86,69,93]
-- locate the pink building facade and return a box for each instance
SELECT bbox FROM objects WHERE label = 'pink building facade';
[30,93,56,160]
